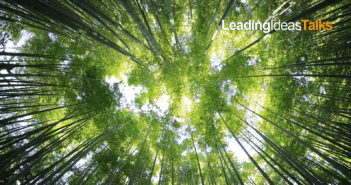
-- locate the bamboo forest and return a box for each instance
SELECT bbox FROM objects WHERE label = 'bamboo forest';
[1,0,351,184]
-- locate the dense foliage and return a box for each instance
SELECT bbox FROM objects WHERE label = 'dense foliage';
[1,0,351,184]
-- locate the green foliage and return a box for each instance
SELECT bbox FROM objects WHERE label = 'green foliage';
[1,0,351,184]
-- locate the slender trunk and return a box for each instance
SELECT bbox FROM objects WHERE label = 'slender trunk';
[164,0,184,53]
[120,0,166,65]
[128,121,152,185]
[215,130,244,185]
[146,135,161,185]
[244,131,303,185]
[171,141,174,185]
[205,146,217,185]
[212,131,236,184]
[231,111,328,184]
[138,146,151,185]
[200,0,235,65]
[218,152,230,185]
[158,137,167,185]
[242,133,295,185]
[218,112,275,185]
[70,0,154,53]
[233,98,351,180]
[148,0,172,48]
[204,0,222,44]
[191,133,205,185]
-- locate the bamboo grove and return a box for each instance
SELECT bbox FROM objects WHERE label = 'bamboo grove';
[0,0,350,184]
